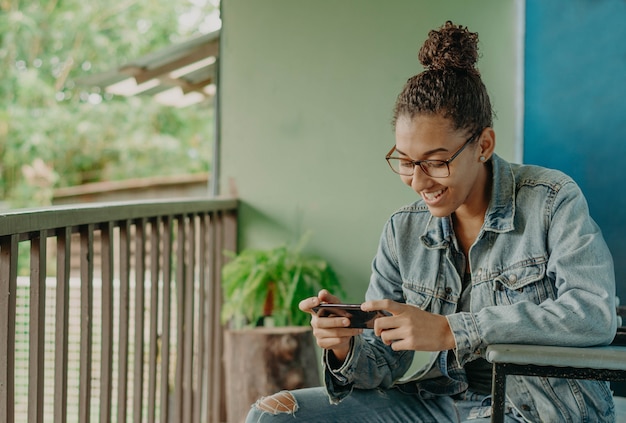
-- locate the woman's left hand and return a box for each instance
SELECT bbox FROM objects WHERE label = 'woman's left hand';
[362,299,456,352]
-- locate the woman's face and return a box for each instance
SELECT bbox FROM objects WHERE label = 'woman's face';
[393,114,493,218]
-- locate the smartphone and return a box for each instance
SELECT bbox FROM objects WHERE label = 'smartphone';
[311,303,389,329]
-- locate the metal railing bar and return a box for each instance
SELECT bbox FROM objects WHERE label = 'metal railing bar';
[27,233,46,423]
[206,216,219,422]
[147,218,161,423]
[0,198,238,236]
[174,216,186,423]
[195,213,208,423]
[79,225,94,423]
[183,216,196,423]
[100,223,114,423]
[117,220,131,423]
[218,211,237,421]
[54,228,71,423]
[160,216,173,423]
[0,235,18,423]
[133,219,147,423]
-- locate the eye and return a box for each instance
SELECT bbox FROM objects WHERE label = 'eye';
[422,160,447,169]
[399,159,414,169]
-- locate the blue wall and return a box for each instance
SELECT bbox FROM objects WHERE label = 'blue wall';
[524,0,626,303]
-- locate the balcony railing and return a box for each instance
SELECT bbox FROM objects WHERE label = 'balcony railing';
[0,198,238,423]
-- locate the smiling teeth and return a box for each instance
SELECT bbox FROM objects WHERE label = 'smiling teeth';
[423,189,445,200]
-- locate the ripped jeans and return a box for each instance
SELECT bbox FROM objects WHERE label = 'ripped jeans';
[245,387,526,423]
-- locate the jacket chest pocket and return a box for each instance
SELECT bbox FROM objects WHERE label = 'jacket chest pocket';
[492,261,555,305]
[402,282,458,315]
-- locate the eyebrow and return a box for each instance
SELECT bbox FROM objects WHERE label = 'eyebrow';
[395,146,450,158]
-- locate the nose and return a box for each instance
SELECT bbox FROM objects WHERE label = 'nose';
[408,166,433,193]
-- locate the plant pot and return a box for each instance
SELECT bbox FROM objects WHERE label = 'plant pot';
[223,326,320,423]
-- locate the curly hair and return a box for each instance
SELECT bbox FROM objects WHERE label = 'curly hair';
[392,21,494,134]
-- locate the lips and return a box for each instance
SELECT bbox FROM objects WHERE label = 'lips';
[422,188,446,203]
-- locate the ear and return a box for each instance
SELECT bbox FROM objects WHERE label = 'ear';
[477,127,496,161]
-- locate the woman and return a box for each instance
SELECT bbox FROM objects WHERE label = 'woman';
[246,21,616,422]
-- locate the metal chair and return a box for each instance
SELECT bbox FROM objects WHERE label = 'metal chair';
[486,307,626,422]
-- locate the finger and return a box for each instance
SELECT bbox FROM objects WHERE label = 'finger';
[379,328,394,346]
[316,335,354,350]
[389,339,410,351]
[318,289,342,304]
[373,315,396,336]
[314,316,351,329]
[299,296,322,313]
[314,327,363,339]
[313,328,363,348]
[379,327,404,347]
[362,299,398,314]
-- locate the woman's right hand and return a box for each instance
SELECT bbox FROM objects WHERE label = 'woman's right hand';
[299,289,363,363]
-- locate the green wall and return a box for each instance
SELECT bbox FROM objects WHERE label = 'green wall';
[220,0,520,302]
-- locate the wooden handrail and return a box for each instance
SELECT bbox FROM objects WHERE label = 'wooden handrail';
[0,197,238,236]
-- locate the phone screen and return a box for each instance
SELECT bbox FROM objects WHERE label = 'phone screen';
[311,304,388,328]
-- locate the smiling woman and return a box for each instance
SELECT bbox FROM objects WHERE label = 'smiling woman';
[246,20,617,423]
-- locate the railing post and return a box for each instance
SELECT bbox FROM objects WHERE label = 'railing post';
[100,223,114,423]
[147,217,161,423]
[183,215,196,423]
[117,220,131,423]
[0,235,18,423]
[197,213,209,423]
[54,228,71,423]
[134,218,147,423]
[79,225,94,423]
[28,233,47,423]
[160,215,173,423]
[174,215,187,422]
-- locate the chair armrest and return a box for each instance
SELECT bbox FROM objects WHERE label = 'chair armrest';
[486,344,626,371]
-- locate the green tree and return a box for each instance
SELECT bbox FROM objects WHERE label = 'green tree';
[0,0,219,207]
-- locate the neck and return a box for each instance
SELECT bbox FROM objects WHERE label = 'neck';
[456,162,492,224]
[451,163,492,257]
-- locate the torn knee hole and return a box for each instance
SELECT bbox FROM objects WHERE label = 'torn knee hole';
[255,391,298,414]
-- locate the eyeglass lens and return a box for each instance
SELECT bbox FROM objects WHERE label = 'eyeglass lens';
[387,158,449,177]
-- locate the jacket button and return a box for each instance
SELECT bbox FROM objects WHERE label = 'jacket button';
[509,274,517,283]
[445,287,452,295]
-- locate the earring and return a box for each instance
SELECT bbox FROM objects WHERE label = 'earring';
[480,156,486,162]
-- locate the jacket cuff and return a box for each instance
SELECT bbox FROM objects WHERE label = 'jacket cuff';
[322,336,361,403]
[446,312,484,365]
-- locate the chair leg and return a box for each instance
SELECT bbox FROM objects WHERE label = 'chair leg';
[491,363,507,423]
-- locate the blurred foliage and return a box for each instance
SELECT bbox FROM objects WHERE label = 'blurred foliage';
[0,0,219,208]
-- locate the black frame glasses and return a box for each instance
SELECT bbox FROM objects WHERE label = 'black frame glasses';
[385,130,482,178]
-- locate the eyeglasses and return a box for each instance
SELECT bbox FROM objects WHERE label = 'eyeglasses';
[385,130,482,178]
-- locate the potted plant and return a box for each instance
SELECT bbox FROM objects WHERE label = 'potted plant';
[220,233,344,423]
[221,233,344,328]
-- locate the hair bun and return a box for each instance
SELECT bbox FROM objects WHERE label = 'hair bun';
[418,21,479,74]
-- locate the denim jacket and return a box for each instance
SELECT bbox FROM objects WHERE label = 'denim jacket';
[324,154,617,422]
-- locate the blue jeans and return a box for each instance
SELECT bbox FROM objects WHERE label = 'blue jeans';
[245,387,526,423]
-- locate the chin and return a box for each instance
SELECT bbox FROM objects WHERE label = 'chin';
[426,206,451,218]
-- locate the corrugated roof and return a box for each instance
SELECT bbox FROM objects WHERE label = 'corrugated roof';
[77,30,219,107]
